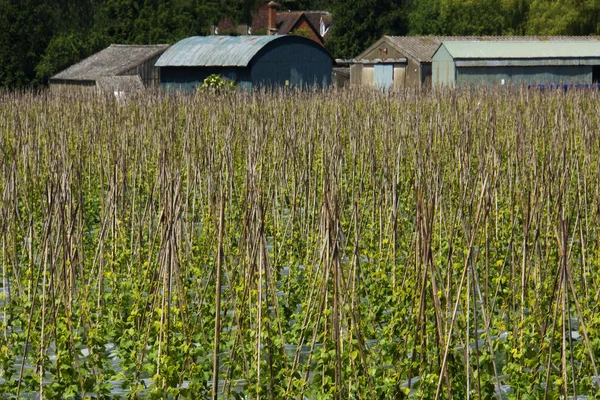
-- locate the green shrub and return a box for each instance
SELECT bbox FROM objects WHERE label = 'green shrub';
[199,74,236,91]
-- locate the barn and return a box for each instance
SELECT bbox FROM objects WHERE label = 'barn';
[352,36,600,89]
[50,44,169,93]
[432,41,600,87]
[156,35,333,91]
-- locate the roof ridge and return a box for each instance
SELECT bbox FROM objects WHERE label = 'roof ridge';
[115,45,170,75]
[109,44,170,47]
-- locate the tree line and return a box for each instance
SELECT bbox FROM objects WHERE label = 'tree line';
[1,0,599,88]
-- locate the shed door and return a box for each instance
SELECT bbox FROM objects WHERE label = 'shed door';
[374,64,393,90]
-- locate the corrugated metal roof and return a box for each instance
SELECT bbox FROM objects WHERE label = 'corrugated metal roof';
[155,36,288,67]
[373,36,600,63]
[440,41,600,59]
[51,44,169,81]
[455,59,600,67]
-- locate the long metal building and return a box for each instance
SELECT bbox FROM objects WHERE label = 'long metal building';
[352,36,600,89]
[432,41,600,87]
[50,44,169,93]
[156,35,333,91]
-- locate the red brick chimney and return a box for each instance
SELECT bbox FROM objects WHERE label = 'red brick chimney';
[268,1,279,35]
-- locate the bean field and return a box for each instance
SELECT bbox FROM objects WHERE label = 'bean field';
[1,88,600,399]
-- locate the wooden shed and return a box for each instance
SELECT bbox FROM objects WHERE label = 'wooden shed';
[337,58,408,90]
[50,44,169,93]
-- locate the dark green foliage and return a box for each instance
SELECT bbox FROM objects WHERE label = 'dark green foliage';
[0,0,57,87]
[407,0,600,37]
[526,0,600,35]
[221,0,262,26]
[438,0,505,35]
[503,0,530,34]
[2,0,600,87]
[35,31,106,83]
[408,0,443,35]
[408,0,521,36]
[0,0,223,88]
[326,0,408,58]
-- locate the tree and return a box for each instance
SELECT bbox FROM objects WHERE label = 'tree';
[526,0,600,35]
[408,0,443,35]
[501,0,530,34]
[93,0,142,43]
[281,0,329,11]
[438,0,505,35]
[326,0,408,59]
[0,0,57,87]
[408,0,532,36]
[132,0,222,43]
[36,32,89,82]
[2,0,599,89]
[221,0,262,26]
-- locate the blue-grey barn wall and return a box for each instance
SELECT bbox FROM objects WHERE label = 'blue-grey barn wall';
[160,66,251,91]
[456,65,593,86]
[249,37,332,88]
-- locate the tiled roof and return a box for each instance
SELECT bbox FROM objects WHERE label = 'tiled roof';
[216,4,331,39]
[320,13,332,26]
[304,11,331,35]
[277,12,304,34]
[51,44,169,81]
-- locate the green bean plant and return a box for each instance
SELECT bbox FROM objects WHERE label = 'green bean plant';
[0,86,599,399]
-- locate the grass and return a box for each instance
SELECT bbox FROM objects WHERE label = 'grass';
[0,87,599,399]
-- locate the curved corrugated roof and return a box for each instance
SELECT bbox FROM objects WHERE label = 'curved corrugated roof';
[155,35,290,67]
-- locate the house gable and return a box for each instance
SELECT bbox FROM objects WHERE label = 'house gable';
[215,1,331,45]
[288,14,323,45]
[357,36,416,63]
